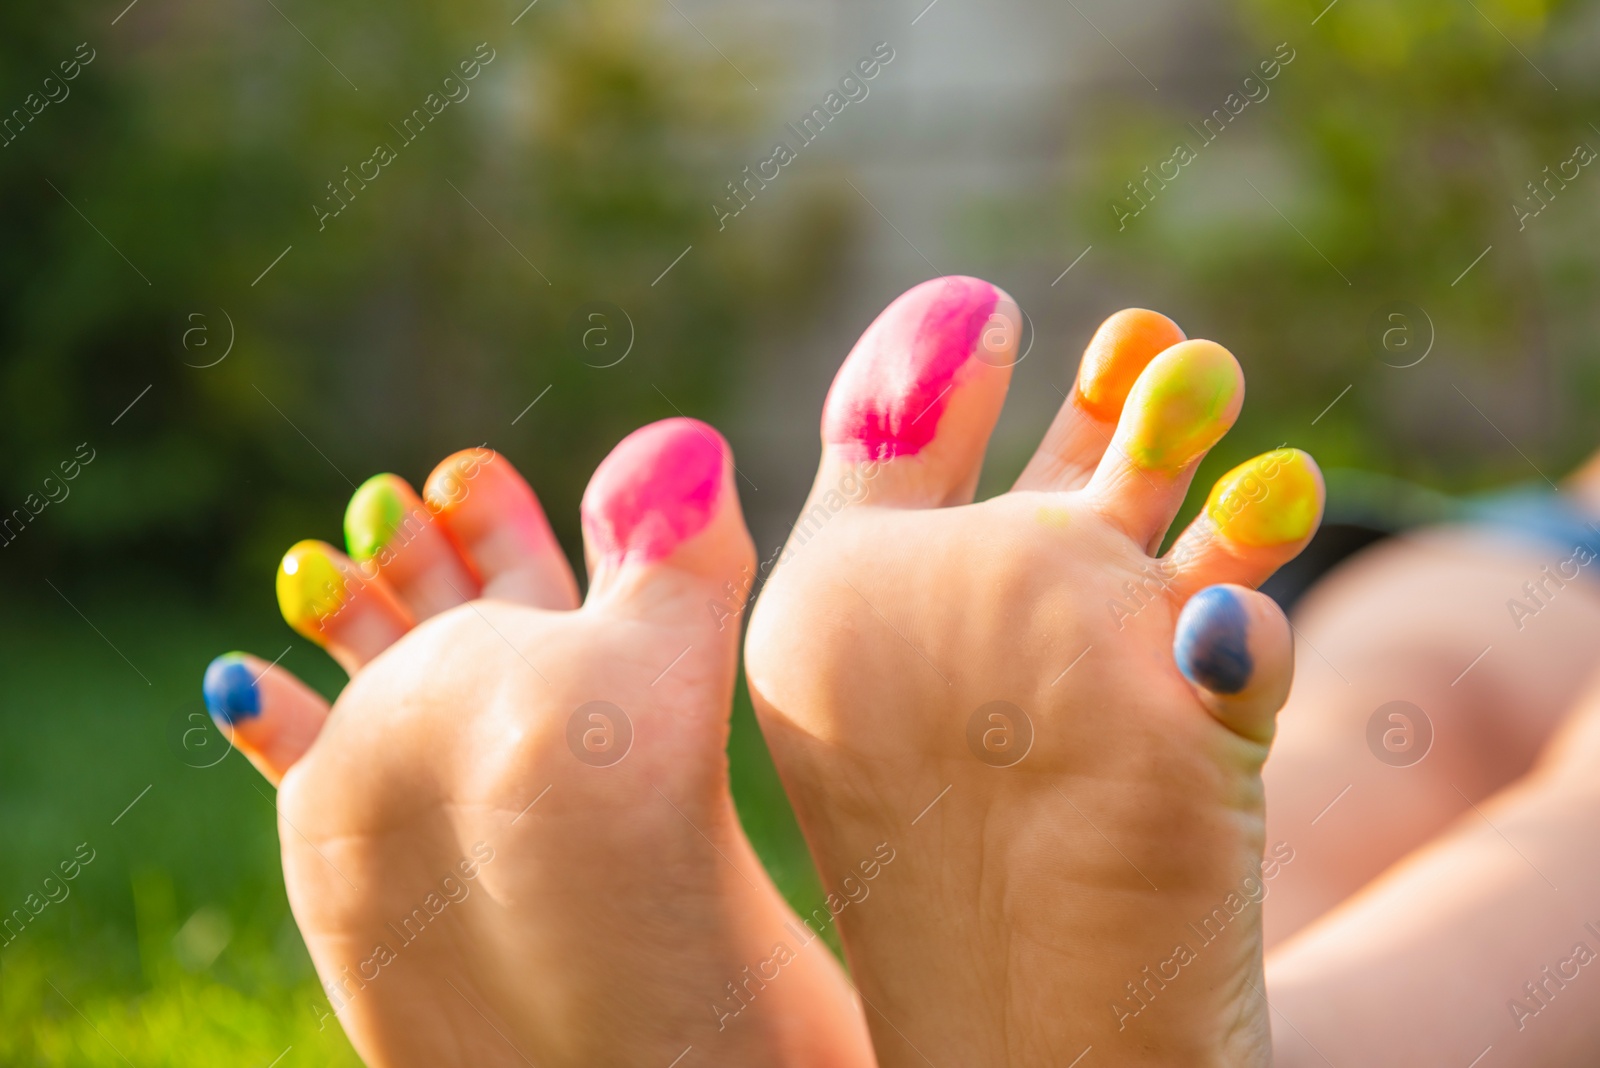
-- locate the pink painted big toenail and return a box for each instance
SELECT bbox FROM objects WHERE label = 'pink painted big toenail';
[582,418,727,564]
[822,276,1001,461]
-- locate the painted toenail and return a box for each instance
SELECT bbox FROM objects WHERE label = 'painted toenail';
[1122,343,1240,472]
[823,276,1003,461]
[1204,448,1320,547]
[1075,309,1186,422]
[202,654,261,724]
[277,541,350,637]
[1174,586,1252,695]
[425,448,498,515]
[345,474,414,562]
[582,418,726,564]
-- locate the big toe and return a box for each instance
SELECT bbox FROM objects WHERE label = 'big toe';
[580,417,756,632]
[818,275,1020,509]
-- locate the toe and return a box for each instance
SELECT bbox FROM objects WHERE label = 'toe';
[1173,584,1292,744]
[1164,448,1325,597]
[425,448,579,610]
[1014,308,1186,492]
[345,473,480,619]
[581,417,756,626]
[277,539,413,674]
[1084,339,1244,551]
[203,652,330,785]
[817,275,1020,509]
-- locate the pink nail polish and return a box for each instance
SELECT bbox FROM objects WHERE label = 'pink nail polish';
[582,418,727,563]
[822,276,1001,460]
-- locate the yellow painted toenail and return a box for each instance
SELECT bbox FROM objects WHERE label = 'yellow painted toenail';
[277,540,348,639]
[1121,343,1241,472]
[1035,505,1072,528]
[1204,448,1321,546]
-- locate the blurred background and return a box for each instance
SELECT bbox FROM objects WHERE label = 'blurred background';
[1,0,1596,1060]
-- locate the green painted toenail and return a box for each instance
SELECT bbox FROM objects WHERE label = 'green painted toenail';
[345,474,410,562]
[1123,344,1240,472]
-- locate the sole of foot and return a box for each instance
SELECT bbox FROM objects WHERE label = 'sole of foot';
[205,422,874,1068]
[746,277,1324,1066]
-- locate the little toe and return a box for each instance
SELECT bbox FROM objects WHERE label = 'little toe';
[1084,339,1245,551]
[1164,448,1325,598]
[581,417,756,627]
[1014,308,1186,492]
[425,448,579,610]
[817,275,1020,509]
[277,539,413,674]
[345,473,480,619]
[203,652,330,785]
[1173,584,1293,744]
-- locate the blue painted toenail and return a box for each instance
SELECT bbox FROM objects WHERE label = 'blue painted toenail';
[203,654,261,724]
[1174,587,1252,695]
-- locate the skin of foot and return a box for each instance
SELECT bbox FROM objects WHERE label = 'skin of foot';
[744,277,1326,1066]
[201,422,876,1068]
[1267,667,1600,1067]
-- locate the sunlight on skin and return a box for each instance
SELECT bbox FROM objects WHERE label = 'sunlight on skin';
[210,430,877,1067]
[748,277,1321,1067]
[240,278,1331,1066]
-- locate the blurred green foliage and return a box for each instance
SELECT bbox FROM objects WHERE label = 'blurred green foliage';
[0,0,841,594]
[1064,0,1600,501]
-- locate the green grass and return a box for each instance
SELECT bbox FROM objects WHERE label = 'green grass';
[0,592,822,1065]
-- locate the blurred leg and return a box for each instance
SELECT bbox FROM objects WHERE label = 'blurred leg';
[1267,679,1600,1066]
[1263,524,1600,948]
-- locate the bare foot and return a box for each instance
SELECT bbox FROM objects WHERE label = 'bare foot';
[203,422,875,1067]
[746,278,1324,1066]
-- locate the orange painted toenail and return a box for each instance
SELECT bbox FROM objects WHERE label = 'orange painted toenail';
[1074,309,1186,422]
[423,448,498,516]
